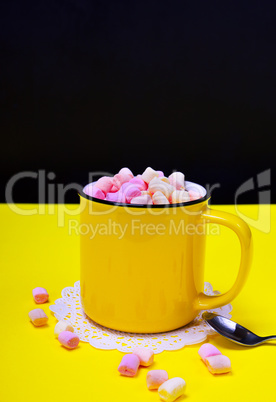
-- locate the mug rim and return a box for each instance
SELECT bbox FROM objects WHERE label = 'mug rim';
[79,180,209,209]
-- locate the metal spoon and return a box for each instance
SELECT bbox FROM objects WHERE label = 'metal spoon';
[202,312,276,346]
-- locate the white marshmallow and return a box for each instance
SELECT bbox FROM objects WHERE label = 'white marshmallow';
[160,177,170,184]
[141,167,159,184]
[205,355,232,374]
[148,177,174,198]
[169,172,185,190]
[152,191,170,205]
[170,190,190,204]
[158,377,186,402]
[130,195,153,205]
[54,321,74,337]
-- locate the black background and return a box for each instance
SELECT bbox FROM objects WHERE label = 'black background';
[1,0,275,204]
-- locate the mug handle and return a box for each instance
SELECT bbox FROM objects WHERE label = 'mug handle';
[194,207,253,310]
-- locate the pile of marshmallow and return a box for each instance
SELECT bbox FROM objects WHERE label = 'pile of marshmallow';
[28,287,80,349]
[84,167,202,205]
[117,343,231,401]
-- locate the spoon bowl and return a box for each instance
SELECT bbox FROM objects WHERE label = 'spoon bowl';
[202,312,276,346]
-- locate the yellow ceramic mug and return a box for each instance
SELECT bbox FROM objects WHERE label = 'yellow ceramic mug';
[79,181,252,333]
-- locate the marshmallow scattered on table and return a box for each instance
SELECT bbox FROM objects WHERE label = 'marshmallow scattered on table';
[54,321,74,337]
[146,370,168,390]
[29,308,48,326]
[58,331,80,349]
[158,377,186,402]
[205,355,232,375]
[132,347,154,366]
[118,354,140,377]
[32,287,49,304]
[198,343,222,362]
[198,343,231,375]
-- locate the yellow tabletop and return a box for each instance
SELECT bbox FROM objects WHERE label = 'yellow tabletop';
[0,204,275,402]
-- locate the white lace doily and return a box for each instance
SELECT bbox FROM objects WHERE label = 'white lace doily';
[49,281,232,354]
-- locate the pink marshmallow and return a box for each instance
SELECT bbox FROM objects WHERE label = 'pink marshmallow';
[32,287,49,304]
[58,331,80,349]
[118,354,140,377]
[188,190,202,201]
[119,167,134,178]
[136,174,147,183]
[84,184,105,199]
[105,191,126,203]
[124,186,142,203]
[28,308,48,326]
[129,177,148,191]
[132,347,154,366]
[130,195,153,205]
[146,370,169,390]
[112,173,132,191]
[198,343,222,362]
[157,170,164,177]
[95,177,113,195]
[205,355,232,375]
[110,185,118,193]
[121,182,132,192]
[83,183,94,196]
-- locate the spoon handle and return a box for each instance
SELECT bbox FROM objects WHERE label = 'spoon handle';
[263,336,276,342]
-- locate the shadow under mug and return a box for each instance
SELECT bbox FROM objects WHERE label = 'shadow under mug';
[79,181,252,333]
